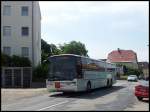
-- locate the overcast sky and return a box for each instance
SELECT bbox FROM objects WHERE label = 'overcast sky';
[39,1,149,62]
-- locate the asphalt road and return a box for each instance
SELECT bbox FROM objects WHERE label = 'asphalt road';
[2,80,149,111]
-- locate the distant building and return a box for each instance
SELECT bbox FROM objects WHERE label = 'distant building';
[107,48,138,69]
[138,62,149,78]
[1,1,41,66]
[99,59,124,76]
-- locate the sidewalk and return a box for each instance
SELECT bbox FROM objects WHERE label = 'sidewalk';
[124,98,149,111]
[1,88,49,103]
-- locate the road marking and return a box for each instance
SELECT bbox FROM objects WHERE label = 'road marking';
[38,100,69,111]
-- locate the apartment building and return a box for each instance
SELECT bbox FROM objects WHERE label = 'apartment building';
[1,1,41,66]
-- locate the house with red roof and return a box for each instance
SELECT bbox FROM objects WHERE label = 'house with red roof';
[107,48,138,69]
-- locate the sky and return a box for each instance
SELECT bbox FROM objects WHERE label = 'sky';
[39,1,149,62]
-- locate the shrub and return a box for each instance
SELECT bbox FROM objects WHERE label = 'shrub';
[1,53,31,67]
[1,53,12,66]
[32,64,48,82]
[11,55,31,67]
[116,63,142,77]
[125,66,141,77]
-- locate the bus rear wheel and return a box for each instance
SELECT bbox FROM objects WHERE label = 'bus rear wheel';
[106,80,109,87]
[109,79,113,87]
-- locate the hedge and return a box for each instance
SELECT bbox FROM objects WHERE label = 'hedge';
[1,53,31,67]
[32,64,48,82]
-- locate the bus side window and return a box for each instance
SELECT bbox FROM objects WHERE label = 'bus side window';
[82,58,87,65]
[81,58,87,69]
[76,58,82,78]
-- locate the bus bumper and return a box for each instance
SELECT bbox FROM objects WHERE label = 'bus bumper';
[46,81,78,92]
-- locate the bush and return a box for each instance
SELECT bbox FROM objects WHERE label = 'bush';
[32,64,48,82]
[1,53,12,66]
[1,53,31,67]
[11,55,31,67]
[125,66,141,77]
[116,63,142,77]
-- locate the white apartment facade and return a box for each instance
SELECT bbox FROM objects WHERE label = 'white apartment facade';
[1,1,41,66]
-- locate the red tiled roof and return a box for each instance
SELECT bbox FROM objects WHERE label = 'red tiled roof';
[107,50,137,63]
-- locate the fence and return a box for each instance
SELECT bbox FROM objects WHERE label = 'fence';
[1,67,32,88]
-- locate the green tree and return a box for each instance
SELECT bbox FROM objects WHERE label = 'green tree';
[116,63,142,77]
[49,44,61,55]
[41,39,61,63]
[32,63,48,82]
[126,67,142,77]
[41,39,51,54]
[59,41,88,56]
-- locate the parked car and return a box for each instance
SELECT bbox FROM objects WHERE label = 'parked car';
[127,75,138,82]
[134,80,149,101]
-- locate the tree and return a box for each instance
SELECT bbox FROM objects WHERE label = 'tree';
[41,39,51,54]
[121,64,141,77]
[41,39,61,63]
[59,41,88,56]
[32,63,48,82]
[116,63,142,77]
[49,44,61,55]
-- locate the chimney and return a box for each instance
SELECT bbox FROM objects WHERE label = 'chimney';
[118,48,121,53]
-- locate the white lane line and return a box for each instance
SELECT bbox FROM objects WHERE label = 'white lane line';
[38,100,69,111]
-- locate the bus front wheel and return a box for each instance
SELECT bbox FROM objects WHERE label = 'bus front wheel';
[86,82,91,92]
[107,80,109,87]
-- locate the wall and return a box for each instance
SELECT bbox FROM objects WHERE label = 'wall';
[1,1,41,67]
[1,1,33,62]
[33,1,41,66]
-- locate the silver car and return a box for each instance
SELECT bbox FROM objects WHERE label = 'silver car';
[127,75,138,82]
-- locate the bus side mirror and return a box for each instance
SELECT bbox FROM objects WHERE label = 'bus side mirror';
[43,60,48,64]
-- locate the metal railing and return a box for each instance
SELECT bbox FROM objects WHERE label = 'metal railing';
[1,67,32,88]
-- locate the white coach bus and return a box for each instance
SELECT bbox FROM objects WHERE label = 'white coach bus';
[46,54,117,92]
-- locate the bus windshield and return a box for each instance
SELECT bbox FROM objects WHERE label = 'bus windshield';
[48,56,77,81]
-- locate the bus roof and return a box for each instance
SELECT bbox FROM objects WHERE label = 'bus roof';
[48,54,106,62]
[49,54,85,58]
[48,54,116,65]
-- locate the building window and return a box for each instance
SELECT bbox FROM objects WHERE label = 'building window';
[3,47,11,56]
[22,47,29,57]
[22,27,29,36]
[3,26,11,36]
[21,6,28,16]
[3,5,11,16]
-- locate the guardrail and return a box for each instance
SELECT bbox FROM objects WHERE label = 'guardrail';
[1,67,32,88]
